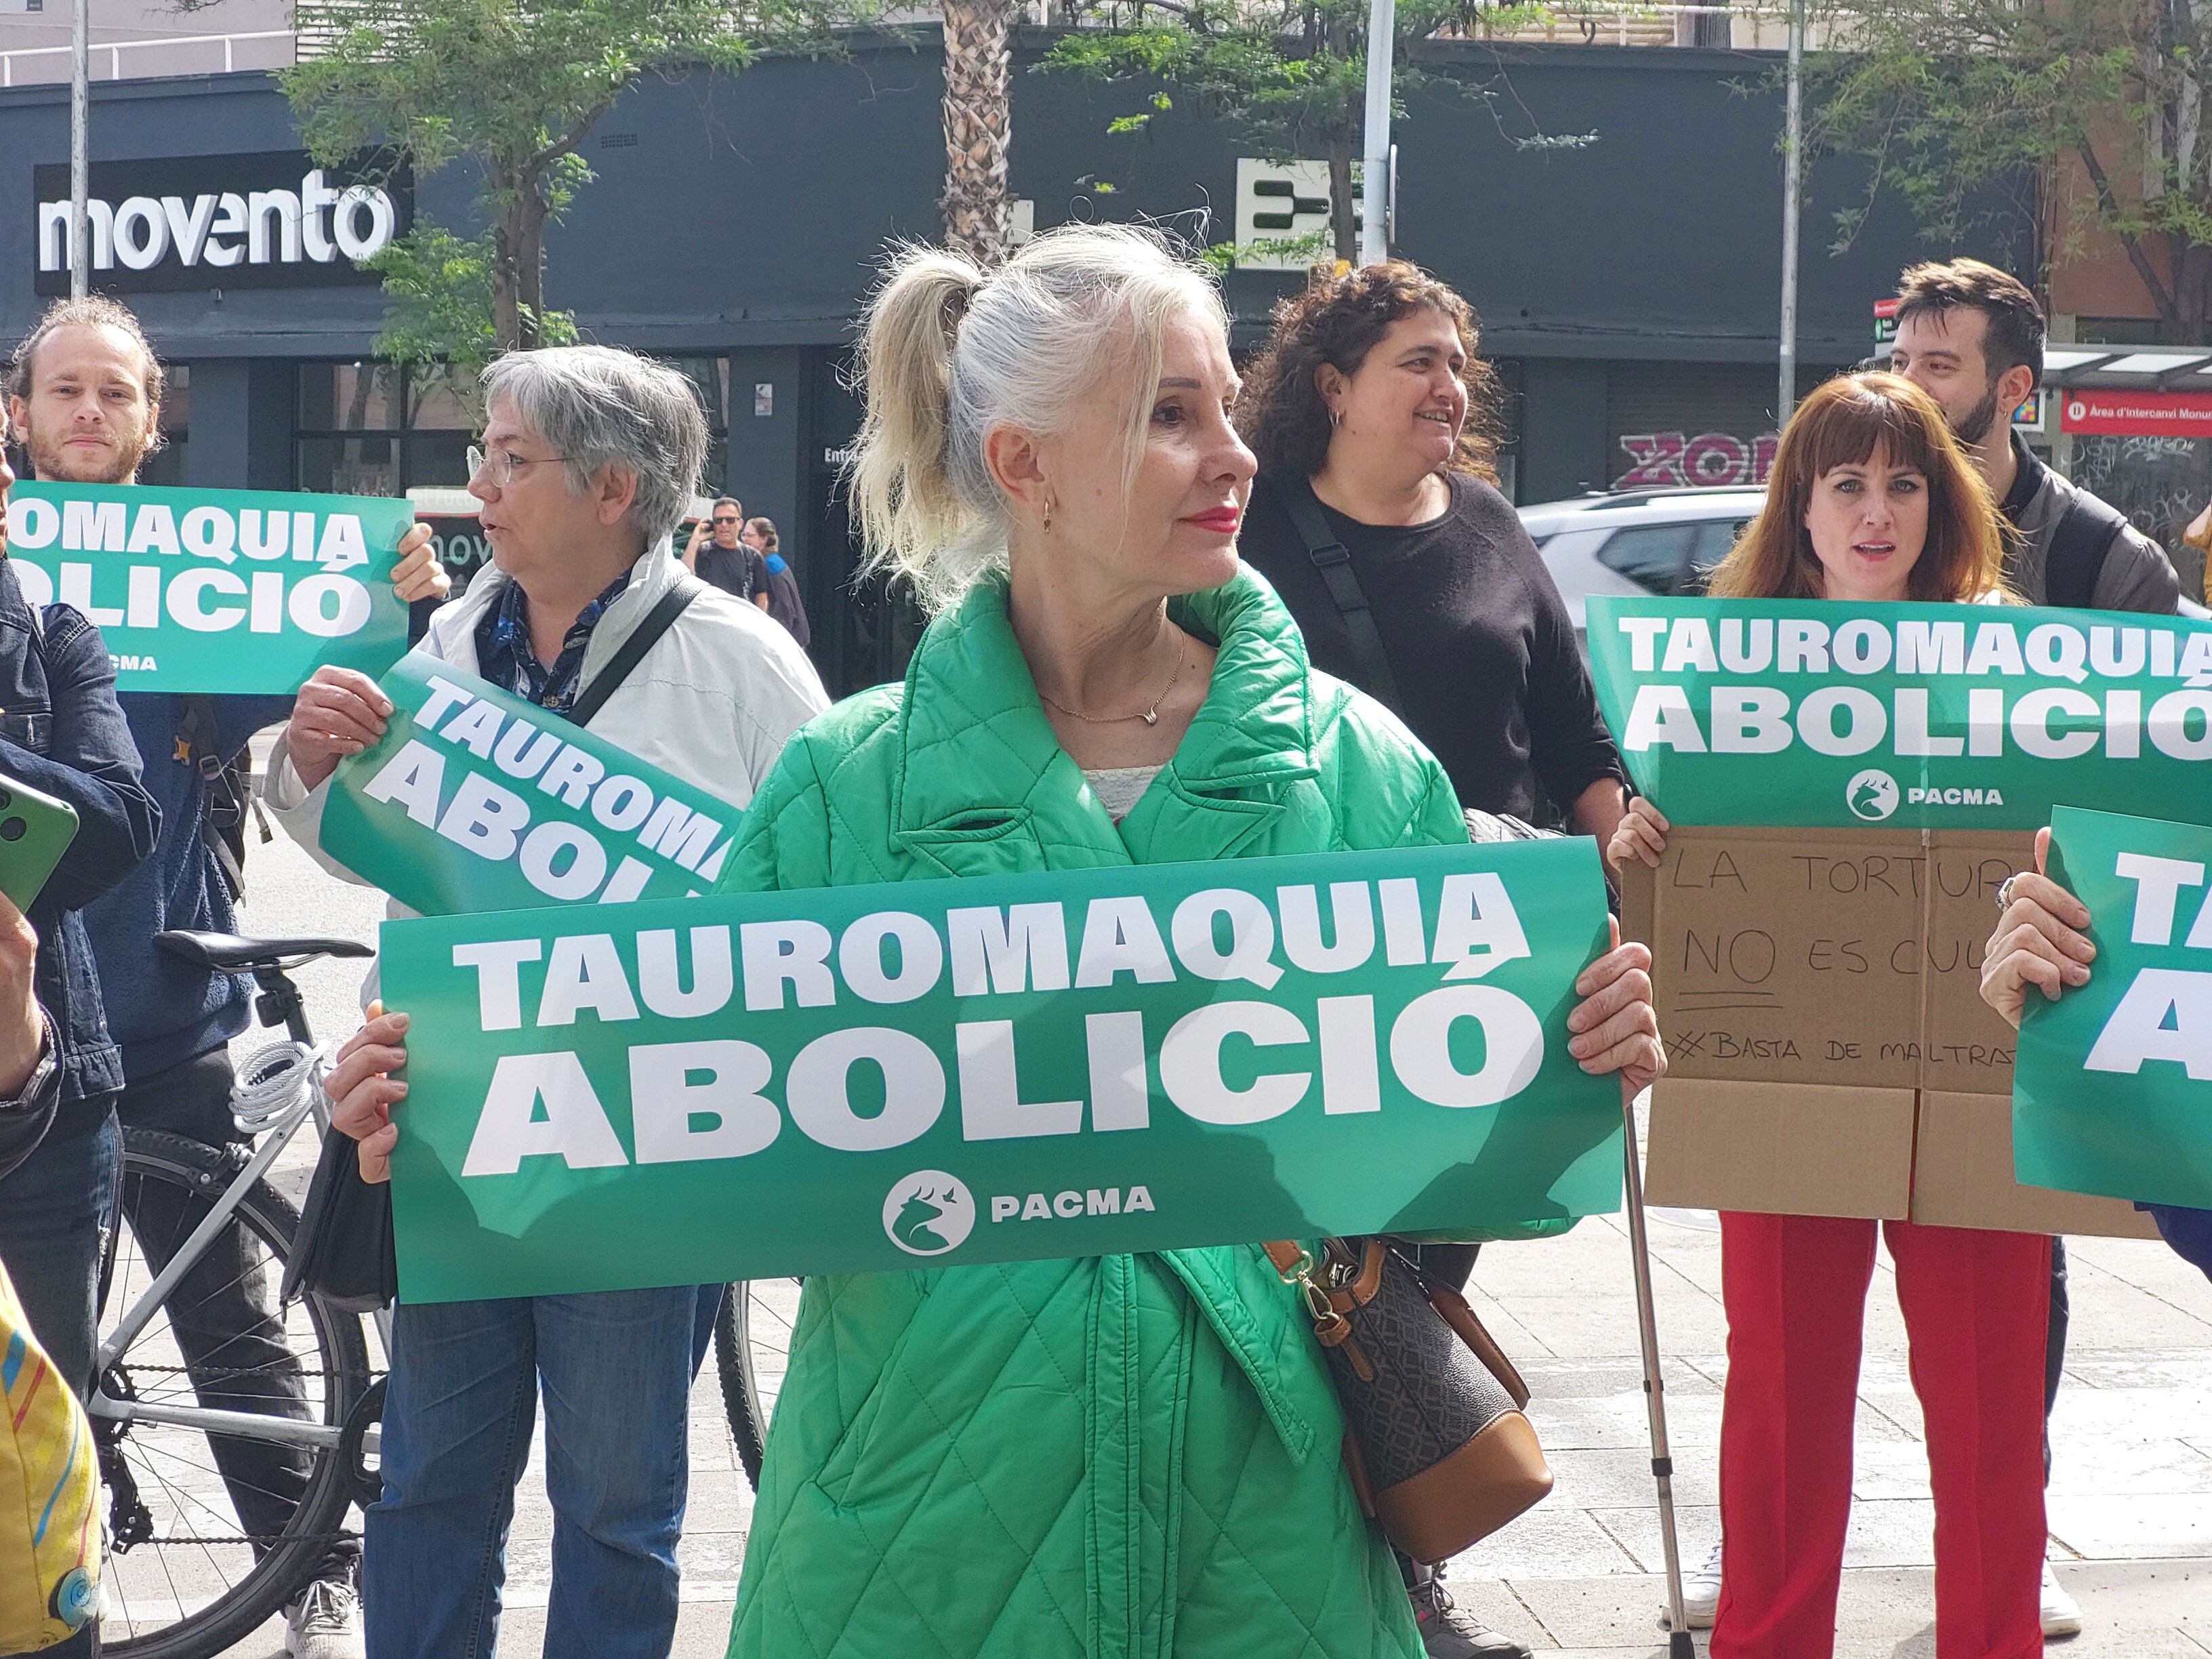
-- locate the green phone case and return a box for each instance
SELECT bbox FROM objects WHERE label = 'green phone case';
[0,772,80,912]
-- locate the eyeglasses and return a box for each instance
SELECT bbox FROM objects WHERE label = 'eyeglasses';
[712,515,741,525]
[468,444,573,489]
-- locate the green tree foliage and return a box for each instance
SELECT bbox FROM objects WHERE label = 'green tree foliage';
[1814,0,2212,335]
[1043,0,1581,264]
[284,0,859,367]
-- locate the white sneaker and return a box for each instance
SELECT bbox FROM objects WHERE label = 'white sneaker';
[286,1576,366,1659]
[2041,1560,2083,1639]
[1662,1538,1724,1631]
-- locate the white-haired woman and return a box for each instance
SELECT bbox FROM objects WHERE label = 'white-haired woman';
[284,344,829,1659]
[701,225,1664,1656]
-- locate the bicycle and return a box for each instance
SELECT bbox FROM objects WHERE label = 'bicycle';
[712,1275,803,1486]
[91,928,388,1659]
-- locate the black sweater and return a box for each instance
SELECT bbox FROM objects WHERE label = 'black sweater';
[1240,471,1623,824]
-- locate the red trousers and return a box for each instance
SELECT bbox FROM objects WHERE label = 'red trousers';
[1712,1213,2051,1659]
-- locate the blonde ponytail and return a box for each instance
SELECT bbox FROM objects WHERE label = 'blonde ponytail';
[844,224,1226,613]
[847,247,987,610]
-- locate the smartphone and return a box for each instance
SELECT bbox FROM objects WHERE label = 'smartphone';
[0,772,79,912]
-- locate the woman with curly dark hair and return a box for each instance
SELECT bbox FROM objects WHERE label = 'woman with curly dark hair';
[1237,263,1628,1659]
[1236,263,1626,851]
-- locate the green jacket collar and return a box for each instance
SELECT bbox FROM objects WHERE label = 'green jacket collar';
[889,567,1322,874]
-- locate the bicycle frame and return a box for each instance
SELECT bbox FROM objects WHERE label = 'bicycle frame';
[89,1067,391,1454]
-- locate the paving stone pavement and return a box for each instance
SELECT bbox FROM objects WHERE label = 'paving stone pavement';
[199,792,2212,1656]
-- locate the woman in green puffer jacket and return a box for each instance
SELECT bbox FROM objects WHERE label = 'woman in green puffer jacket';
[715,226,1666,1659]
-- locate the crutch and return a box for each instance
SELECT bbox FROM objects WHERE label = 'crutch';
[1622,1090,1696,1657]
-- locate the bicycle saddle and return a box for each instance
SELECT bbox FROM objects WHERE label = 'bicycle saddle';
[155,929,375,970]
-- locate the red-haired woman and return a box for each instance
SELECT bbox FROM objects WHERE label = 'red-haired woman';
[1611,371,2046,1659]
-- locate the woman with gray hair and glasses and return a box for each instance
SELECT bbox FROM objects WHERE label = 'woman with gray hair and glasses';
[265,343,830,1659]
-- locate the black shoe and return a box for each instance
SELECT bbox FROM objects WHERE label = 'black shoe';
[1410,1576,1532,1659]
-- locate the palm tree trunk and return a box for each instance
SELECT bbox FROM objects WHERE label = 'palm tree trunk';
[942,0,1017,267]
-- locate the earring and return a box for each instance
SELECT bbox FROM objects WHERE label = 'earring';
[1328,407,1342,431]
[1042,497,1055,534]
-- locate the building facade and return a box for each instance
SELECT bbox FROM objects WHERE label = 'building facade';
[0,35,2023,694]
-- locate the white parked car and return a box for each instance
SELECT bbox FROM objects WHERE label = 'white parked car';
[1519,484,2211,636]
[1518,486,1764,641]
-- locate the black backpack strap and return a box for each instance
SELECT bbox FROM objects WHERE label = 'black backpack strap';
[1261,474,1403,712]
[569,574,705,727]
[2043,486,2129,609]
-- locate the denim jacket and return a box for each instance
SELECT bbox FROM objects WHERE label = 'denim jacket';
[0,558,160,1119]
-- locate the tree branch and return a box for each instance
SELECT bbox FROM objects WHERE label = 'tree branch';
[2078,139,2180,321]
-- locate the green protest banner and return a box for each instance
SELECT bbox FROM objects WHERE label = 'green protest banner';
[1586,595,2212,830]
[320,658,740,916]
[1,482,411,693]
[378,838,1622,1301]
[2014,805,2212,1210]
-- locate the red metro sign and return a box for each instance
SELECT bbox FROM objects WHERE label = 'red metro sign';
[2060,391,2212,437]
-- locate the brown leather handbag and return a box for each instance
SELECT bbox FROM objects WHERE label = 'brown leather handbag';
[1264,1237,1553,1564]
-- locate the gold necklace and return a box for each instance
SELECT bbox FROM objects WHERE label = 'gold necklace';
[1037,640,1189,726]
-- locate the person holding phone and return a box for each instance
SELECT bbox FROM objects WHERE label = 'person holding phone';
[681,493,771,609]
[1609,371,2048,1659]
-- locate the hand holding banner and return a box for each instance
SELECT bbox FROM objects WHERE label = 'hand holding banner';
[2015,806,2212,1210]
[377,838,1622,1302]
[320,658,741,917]
[2,482,412,693]
[1586,595,2212,830]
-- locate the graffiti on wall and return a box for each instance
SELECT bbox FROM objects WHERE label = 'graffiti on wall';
[1616,431,1780,490]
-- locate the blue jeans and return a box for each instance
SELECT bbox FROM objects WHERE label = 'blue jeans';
[0,1106,118,1400]
[365,1287,705,1659]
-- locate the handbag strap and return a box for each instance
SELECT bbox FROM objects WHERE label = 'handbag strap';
[1261,474,1404,712]
[569,573,704,726]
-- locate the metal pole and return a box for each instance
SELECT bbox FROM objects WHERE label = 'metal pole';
[1622,1093,1697,1658]
[69,0,89,298]
[1778,0,1804,423]
[1360,0,1395,267]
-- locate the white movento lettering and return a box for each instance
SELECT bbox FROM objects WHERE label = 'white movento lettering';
[462,1052,628,1174]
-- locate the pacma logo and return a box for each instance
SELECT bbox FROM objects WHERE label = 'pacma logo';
[1617,432,1780,489]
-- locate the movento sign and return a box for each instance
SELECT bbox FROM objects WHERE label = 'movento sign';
[33,151,411,295]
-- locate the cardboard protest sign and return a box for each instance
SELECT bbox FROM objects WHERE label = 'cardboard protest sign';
[2015,806,2212,1210]
[1,482,411,693]
[378,839,1621,1301]
[1588,595,2212,830]
[321,659,738,916]
[1620,825,2158,1237]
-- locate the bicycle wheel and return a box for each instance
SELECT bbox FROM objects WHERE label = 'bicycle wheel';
[96,1128,373,1659]
[713,1277,804,1487]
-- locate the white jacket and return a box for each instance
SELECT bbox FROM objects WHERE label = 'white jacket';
[266,542,831,979]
